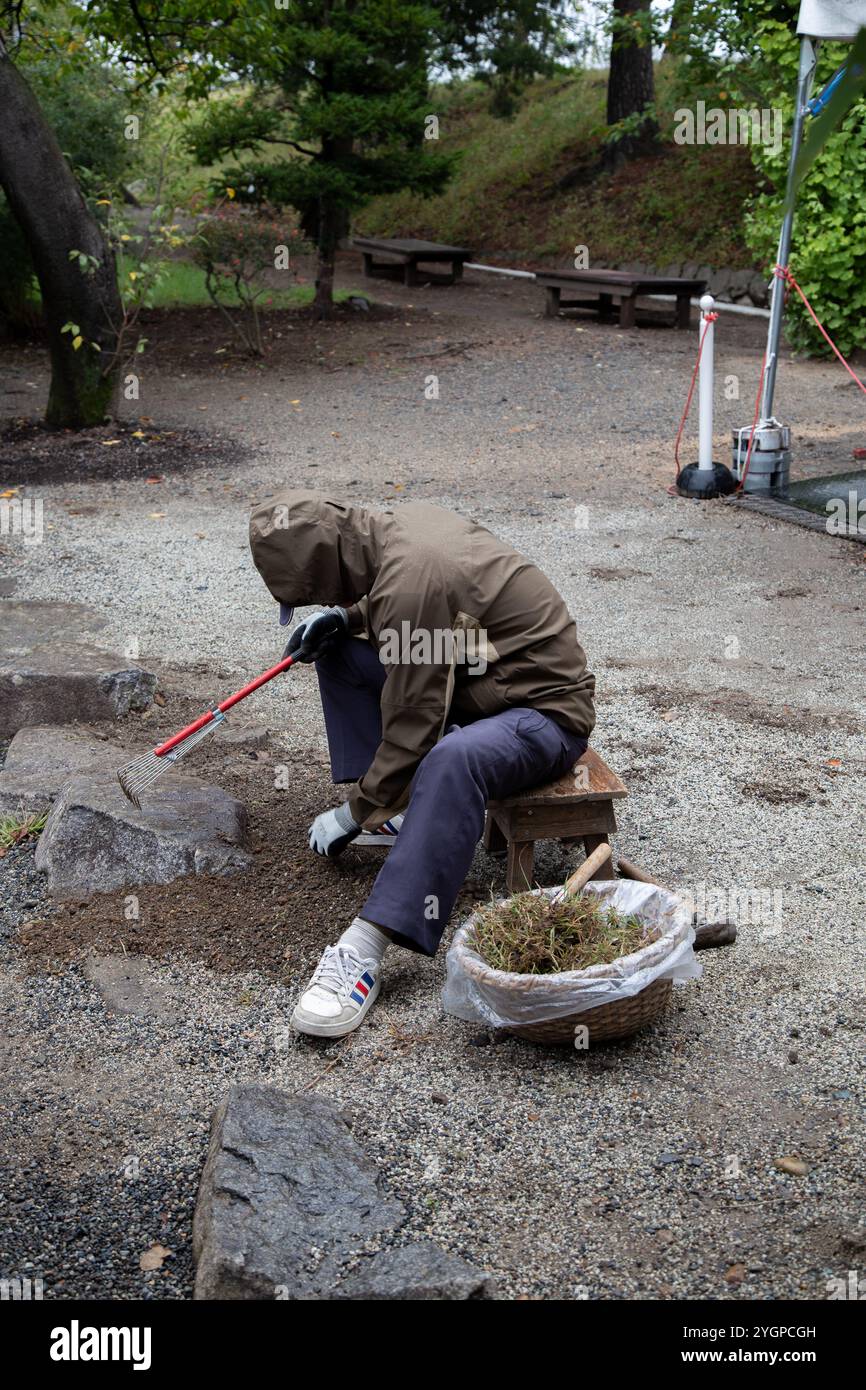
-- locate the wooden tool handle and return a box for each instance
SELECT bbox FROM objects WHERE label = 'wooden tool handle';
[155,656,295,757]
[616,857,659,885]
[617,858,737,950]
[561,841,613,898]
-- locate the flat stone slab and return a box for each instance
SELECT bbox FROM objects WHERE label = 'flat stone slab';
[0,724,124,817]
[83,954,176,1020]
[34,770,251,898]
[193,1087,406,1300]
[334,1240,496,1300]
[0,600,156,736]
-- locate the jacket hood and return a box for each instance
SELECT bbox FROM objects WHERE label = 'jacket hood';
[249,489,383,610]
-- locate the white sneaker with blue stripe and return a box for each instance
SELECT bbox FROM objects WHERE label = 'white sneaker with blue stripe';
[291,944,381,1038]
[354,814,404,847]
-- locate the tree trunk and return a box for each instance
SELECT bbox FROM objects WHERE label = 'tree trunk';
[311,128,353,320]
[605,0,659,171]
[312,198,338,319]
[0,39,124,426]
[300,199,349,249]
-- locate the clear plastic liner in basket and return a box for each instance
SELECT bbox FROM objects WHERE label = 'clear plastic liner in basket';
[442,879,701,1030]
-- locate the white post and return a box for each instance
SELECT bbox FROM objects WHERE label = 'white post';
[698,293,715,470]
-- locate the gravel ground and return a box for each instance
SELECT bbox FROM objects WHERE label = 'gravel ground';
[1,262,864,1301]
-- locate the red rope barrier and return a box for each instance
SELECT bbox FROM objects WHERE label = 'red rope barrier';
[736,350,767,494]
[774,264,866,397]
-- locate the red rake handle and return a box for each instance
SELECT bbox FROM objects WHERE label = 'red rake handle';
[154,656,295,757]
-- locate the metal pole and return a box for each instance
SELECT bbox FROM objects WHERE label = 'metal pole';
[698,294,715,470]
[760,36,819,422]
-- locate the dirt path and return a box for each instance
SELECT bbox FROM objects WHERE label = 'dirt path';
[1,262,864,1301]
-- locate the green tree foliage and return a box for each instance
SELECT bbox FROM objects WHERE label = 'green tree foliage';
[84,0,577,313]
[436,0,579,115]
[671,0,866,355]
[86,0,456,316]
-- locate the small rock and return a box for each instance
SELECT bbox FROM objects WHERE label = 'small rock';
[774,1156,809,1177]
[218,725,269,749]
[333,1241,496,1301]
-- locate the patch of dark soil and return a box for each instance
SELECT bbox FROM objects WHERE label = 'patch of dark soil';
[0,418,251,487]
[634,682,862,737]
[137,299,408,375]
[11,691,497,980]
[740,780,826,807]
[589,566,649,581]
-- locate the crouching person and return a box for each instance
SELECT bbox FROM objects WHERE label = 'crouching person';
[249,490,595,1037]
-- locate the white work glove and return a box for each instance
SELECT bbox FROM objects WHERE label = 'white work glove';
[308,802,360,858]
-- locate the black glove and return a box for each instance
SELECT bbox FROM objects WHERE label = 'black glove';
[283,607,349,663]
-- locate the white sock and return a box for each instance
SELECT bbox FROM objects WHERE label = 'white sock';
[338,917,390,966]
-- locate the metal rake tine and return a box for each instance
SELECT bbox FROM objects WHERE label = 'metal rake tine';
[116,713,226,807]
[117,750,164,808]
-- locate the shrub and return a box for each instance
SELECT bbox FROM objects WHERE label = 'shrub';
[745,33,866,358]
[191,205,310,354]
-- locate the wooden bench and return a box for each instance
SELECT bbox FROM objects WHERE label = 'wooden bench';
[534,268,707,330]
[353,237,473,287]
[484,748,627,893]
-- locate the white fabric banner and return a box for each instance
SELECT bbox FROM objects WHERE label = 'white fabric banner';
[797,0,866,38]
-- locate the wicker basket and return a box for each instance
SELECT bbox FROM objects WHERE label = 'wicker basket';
[506,975,672,1044]
[450,884,689,1046]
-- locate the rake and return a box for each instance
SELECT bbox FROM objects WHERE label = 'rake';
[117,654,295,808]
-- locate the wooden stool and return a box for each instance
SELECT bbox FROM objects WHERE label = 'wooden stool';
[483,748,627,893]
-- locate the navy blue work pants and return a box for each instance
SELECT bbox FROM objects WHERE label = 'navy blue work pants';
[316,639,588,955]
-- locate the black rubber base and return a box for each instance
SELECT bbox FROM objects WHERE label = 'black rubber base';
[676,461,737,498]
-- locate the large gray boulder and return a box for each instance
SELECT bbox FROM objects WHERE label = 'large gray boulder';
[34,771,251,898]
[0,600,156,736]
[0,725,124,817]
[193,1087,406,1300]
[334,1241,496,1301]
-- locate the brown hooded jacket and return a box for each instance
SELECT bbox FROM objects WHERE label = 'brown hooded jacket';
[250,490,595,828]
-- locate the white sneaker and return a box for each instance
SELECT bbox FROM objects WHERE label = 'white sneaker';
[354,814,404,847]
[291,944,381,1038]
